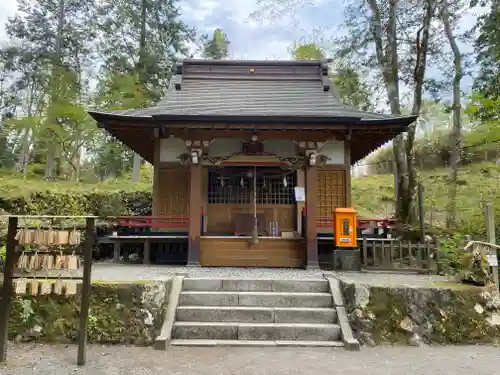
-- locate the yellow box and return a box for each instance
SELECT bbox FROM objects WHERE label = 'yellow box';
[334,208,357,248]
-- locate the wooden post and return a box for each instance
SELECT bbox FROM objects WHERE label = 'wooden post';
[344,141,352,207]
[418,183,425,242]
[0,216,18,363]
[143,239,151,265]
[187,163,202,266]
[113,242,120,262]
[485,203,499,289]
[305,164,319,269]
[77,218,94,366]
[296,170,305,235]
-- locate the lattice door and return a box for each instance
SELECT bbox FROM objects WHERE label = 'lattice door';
[158,167,190,216]
[316,167,346,220]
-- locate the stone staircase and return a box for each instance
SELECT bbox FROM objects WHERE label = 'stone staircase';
[162,277,355,348]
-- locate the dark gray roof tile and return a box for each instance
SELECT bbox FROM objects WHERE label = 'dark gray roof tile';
[99,59,410,122]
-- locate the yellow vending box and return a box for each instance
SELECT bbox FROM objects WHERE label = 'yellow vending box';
[334,208,357,248]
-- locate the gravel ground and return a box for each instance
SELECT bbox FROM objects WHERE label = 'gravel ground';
[0,343,498,375]
[91,262,326,281]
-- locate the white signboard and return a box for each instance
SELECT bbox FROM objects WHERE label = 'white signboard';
[487,254,498,267]
[294,187,305,202]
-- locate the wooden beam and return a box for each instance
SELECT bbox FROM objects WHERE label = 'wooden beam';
[168,129,344,142]
[187,163,202,266]
[296,170,305,235]
[77,218,94,366]
[305,165,319,269]
[0,216,18,363]
[344,140,352,207]
[152,137,161,218]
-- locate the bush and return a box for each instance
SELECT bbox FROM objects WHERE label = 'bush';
[0,190,152,217]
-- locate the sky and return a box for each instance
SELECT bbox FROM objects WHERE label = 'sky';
[0,0,487,83]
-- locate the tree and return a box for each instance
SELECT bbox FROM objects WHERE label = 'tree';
[91,72,150,180]
[290,42,371,110]
[96,0,195,183]
[440,0,464,228]
[3,0,97,179]
[474,0,500,100]
[202,29,230,60]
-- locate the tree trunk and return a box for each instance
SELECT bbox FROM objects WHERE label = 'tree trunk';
[45,0,65,179]
[131,0,148,184]
[403,0,437,224]
[131,153,142,184]
[441,0,462,228]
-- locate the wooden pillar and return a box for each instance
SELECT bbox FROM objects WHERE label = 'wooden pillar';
[305,164,319,269]
[143,239,151,265]
[187,163,202,266]
[77,217,94,366]
[0,216,18,363]
[344,140,352,207]
[152,134,161,217]
[113,242,120,262]
[296,170,305,235]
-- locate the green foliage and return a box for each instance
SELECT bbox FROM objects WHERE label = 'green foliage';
[290,42,325,60]
[290,42,372,110]
[367,95,500,173]
[201,29,230,60]
[437,233,467,274]
[474,0,500,99]
[96,0,195,97]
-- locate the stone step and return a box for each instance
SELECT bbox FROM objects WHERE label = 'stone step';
[172,322,341,341]
[170,339,344,348]
[182,278,329,293]
[178,291,333,308]
[176,306,337,324]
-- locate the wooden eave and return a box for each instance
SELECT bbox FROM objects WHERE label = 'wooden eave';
[89,111,415,164]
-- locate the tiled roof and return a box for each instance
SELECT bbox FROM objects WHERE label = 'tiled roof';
[100,59,408,122]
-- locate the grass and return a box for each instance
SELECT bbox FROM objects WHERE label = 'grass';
[0,169,153,198]
[352,162,500,233]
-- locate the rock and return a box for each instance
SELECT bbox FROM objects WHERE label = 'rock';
[474,303,484,314]
[355,285,370,308]
[399,316,416,333]
[360,332,376,347]
[142,310,154,326]
[482,290,500,310]
[486,313,500,327]
[351,308,363,319]
[408,333,423,347]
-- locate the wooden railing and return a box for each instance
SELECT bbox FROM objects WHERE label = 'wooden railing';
[316,217,396,230]
[108,216,190,229]
[361,238,439,272]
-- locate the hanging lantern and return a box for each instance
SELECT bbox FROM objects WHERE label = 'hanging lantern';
[219,176,225,188]
[283,175,288,188]
[240,176,244,188]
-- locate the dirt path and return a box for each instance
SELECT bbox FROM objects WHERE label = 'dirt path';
[0,343,497,375]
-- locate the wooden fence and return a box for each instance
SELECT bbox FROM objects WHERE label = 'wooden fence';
[361,238,439,272]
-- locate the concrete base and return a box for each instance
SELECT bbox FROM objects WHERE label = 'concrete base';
[333,248,361,271]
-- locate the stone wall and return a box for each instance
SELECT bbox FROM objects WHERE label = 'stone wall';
[340,280,500,346]
[5,280,171,345]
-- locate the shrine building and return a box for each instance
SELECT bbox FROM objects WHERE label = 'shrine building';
[89,59,416,269]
